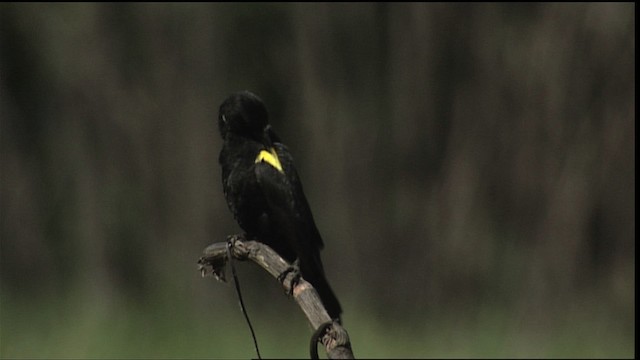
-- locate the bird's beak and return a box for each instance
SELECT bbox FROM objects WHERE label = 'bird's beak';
[262,125,274,148]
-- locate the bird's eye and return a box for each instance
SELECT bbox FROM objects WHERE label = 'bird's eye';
[221,115,228,124]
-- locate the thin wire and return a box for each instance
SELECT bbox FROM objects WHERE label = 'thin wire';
[227,240,262,360]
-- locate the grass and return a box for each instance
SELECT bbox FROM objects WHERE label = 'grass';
[1,290,634,359]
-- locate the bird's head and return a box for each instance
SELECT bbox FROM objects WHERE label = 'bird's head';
[218,91,270,143]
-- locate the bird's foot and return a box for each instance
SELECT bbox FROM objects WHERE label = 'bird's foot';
[277,262,301,296]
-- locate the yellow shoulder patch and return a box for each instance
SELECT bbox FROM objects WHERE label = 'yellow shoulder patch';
[255,148,284,173]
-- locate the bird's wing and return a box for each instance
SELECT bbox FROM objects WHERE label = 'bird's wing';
[253,142,325,265]
[254,140,342,320]
[273,142,324,250]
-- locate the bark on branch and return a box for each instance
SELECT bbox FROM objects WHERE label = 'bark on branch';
[197,234,354,359]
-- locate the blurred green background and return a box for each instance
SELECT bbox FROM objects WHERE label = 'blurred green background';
[0,3,634,358]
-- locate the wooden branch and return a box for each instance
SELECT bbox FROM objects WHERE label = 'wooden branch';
[198,234,354,359]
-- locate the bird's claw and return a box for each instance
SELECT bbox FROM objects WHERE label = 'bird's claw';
[277,264,301,296]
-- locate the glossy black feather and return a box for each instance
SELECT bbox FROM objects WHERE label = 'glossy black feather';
[218,91,342,319]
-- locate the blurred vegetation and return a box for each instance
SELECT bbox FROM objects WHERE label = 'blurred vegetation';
[0,3,634,358]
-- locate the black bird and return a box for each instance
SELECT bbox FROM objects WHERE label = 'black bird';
[217,91,342,320]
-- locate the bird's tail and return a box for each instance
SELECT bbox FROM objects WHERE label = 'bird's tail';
[312,274,343,321]
[301,258,342,321]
